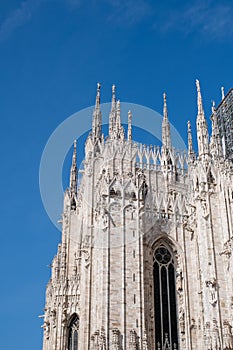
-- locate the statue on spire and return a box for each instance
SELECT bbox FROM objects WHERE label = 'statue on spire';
[221,86,225,100]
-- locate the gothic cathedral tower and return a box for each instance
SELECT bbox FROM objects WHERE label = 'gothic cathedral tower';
[41,82,233,350]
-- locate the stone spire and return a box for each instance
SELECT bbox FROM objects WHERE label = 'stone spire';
[109,85,124,140]
[196,79,204,115]
[210,101,222,158]
[162,92,171,149]
[109,84,116,138]
[195,79,209,158]
[69,140,77,196]
[116,100,121,132]
[111,84,116,111]
[92,82,102,140]
[127,110,132,141]
[116,100,125,140]
[187,120,195,159]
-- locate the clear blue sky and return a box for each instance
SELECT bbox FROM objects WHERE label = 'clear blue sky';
[0,0,232,349]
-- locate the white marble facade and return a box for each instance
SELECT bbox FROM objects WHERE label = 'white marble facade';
[41,82,233,350]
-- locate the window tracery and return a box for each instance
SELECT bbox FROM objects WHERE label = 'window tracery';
[153,245,179,350]
[68,315,79,350]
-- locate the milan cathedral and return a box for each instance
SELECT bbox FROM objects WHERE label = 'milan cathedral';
[41,81,233,350]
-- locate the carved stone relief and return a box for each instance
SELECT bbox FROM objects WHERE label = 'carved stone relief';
[205,278,218,306]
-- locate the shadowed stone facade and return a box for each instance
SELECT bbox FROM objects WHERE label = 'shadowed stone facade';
[41,82,233,350]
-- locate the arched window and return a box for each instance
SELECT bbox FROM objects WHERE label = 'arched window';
[153,245,178,349]
[68,315,79,350]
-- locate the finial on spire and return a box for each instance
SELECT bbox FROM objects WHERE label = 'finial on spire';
[95,82,101,108]
[163,92,168,120]
[211,100,218,131]
[69,140,77,195]
[97,82,101,96]
[221,86,225,100]
[187,120,191,133]
[128,110,132,141]
[196,79,204,115]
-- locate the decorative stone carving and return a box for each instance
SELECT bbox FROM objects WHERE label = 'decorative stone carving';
[82,234,90,249]
[142,332,149,350]
[42,321,50,339]
[51,309,56,328]
[190,318,196,330]
[112,328,121,350]
[206,278,218,306]
[223,320,233,350]
[220,237,233,258]
[91,330,100,349]
[100,208,108,231]
[201,198,209,218]
[176,266,183,292]
[157,333,175,350]
[183,216,195,237]
[61,303,67,326]
[204,322,212,350]
[179,307,185,334]
[73,252,78,275]
[212,318,220,350]
[129,329,139,350]
[83,249,90,267]
[90,326,106,349]
[99,327,106,350]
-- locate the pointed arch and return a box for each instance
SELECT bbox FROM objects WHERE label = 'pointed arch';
[68,314,79,350]
[152,240,179,349]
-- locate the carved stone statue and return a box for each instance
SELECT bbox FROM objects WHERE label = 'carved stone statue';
[42,320,50,339]
[176,266,183,292]
[206,277,218,306]
[212,319,220,350]
[179,307,185,334]
[112,328,121,350]
[223,320,233,350]
[204,322,212,350]
[129,329,139,350]
[51,309,56,328]
[142,332,149,350]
